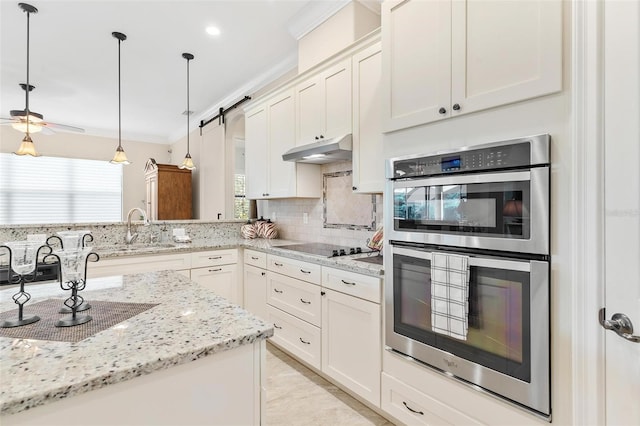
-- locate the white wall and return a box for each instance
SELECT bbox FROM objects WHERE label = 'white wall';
[0,126,171,220]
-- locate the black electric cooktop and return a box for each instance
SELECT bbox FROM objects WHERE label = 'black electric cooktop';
[279,243,374,258]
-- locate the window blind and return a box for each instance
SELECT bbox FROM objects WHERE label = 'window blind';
[0,154,123,224]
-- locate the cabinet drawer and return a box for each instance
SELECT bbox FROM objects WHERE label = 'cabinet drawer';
[191,249,237,268]
[244,249,267,269]
[267,271,321,327]
[267,254,321,284]
[268,305,321,370]
[322,266,381,303]
[381,373,481,426]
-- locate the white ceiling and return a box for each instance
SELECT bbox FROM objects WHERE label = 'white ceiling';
[0,0,353,144]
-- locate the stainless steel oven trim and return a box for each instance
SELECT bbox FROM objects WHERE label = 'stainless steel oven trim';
[384,244,550,416]
[386,166,550,255]
[385,134,550,179]
[392,170,531,188]
[392,246,532,272]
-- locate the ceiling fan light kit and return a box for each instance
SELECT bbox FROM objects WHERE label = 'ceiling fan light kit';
[12,3,39,156]
[179,52,196,171]
[109,31,131,166]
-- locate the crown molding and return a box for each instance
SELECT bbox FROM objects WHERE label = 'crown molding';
[286,0,351,41]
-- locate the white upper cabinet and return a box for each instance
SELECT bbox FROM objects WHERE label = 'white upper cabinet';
[295,58,352,145]
[244,105,268,200]
[382,0,562,132]
[352,41,384,193]
[245,90,322,200]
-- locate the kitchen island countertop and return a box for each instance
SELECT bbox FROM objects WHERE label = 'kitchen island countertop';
[0,270,273,417]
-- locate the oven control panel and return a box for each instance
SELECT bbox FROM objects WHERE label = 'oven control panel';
[391,136,549,179]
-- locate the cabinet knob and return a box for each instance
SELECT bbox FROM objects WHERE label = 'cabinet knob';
[453,103,461,111]
[352,186,358,191]
[319,135,324,139]
[315,136,319,140]
[438,107,447,114]
[261,272,266,276]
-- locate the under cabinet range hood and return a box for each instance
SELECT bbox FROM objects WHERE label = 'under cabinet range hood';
[282,134,352,164]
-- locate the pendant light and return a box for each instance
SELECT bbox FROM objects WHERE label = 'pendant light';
[110,31,130,165]
[14,3,40,157]
[179,53,196,170]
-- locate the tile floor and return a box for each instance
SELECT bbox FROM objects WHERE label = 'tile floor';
[266,343,395,425]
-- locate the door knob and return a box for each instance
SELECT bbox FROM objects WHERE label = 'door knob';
[599,308,640,343]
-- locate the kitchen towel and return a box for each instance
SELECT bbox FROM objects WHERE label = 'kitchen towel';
[430,253,470,341]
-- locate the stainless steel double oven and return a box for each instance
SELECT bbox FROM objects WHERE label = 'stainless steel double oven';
[384,134,551,418]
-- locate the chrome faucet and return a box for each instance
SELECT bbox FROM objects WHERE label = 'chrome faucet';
[125,208,149,244]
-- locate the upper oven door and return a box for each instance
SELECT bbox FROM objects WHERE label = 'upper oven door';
[387,167,549,255]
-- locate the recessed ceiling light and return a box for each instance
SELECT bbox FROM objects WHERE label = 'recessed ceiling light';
[205,26,221,36]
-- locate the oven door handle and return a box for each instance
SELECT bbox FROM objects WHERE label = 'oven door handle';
[391,246,532,272]
[392,170,531,189]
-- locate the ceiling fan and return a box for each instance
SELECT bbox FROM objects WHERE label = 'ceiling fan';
[0,3,84,136]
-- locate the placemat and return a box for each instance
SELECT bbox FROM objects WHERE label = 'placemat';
[0,299,159,343]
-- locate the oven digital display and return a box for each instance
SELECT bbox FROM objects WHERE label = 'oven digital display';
[441,156,461,171]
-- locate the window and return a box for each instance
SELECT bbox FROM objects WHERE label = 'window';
[234,174,249,220]
[0,154,123,224]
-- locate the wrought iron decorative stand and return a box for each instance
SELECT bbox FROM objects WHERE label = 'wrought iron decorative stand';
[0,242,50,328]
[45,248,99,327]
[47,232,94,313]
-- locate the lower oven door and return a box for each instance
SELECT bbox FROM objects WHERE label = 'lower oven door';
[385,243,550,417]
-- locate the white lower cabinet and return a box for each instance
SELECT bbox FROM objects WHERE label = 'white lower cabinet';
[268,304,321,369]
[244,264,268,320]
[191,264,239,304]
[267,271,321,327]
[321,287,381,406]
[262,255,383,410]
[381,373,484,426]
[190,249,240,305]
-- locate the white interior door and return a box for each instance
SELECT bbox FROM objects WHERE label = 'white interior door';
[602,1,640,425]
[200,120,226,220]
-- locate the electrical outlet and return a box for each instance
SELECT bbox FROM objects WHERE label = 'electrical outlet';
[303,212,308,224]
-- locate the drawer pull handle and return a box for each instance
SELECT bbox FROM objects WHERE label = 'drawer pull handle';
[274,262,284,267]
[274,288,283,294]
[402,401,424,416]
[209,256,223,260]
[251,256,259,260]
[274,324,282,330]
[299,338,311,345]
[261,272,266,276]
[300,269,311,274]
[300,298,311,304]
[341,279,356,286]
[209,268,222,272]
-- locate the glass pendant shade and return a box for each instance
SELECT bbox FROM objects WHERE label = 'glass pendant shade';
[179,153,195,170]
[12,121,43,133]
[14,134,39,156]
[110,145,130,165]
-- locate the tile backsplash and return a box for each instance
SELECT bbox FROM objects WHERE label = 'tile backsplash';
[257,161,383,248]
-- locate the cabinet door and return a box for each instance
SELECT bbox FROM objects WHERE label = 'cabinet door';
[352,42,384,193]
[244,264,268,320]
[321,288,381,406]
[295,77,323,145]
[267,90,297,198]
[191,264,239,305]
[382,0,452,132]
[245,105,268,199]
[450,0,562,116]
[322,59,352,139]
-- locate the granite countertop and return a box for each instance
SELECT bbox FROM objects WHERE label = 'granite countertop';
[0,270,273,416]
[92,238,385,277]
